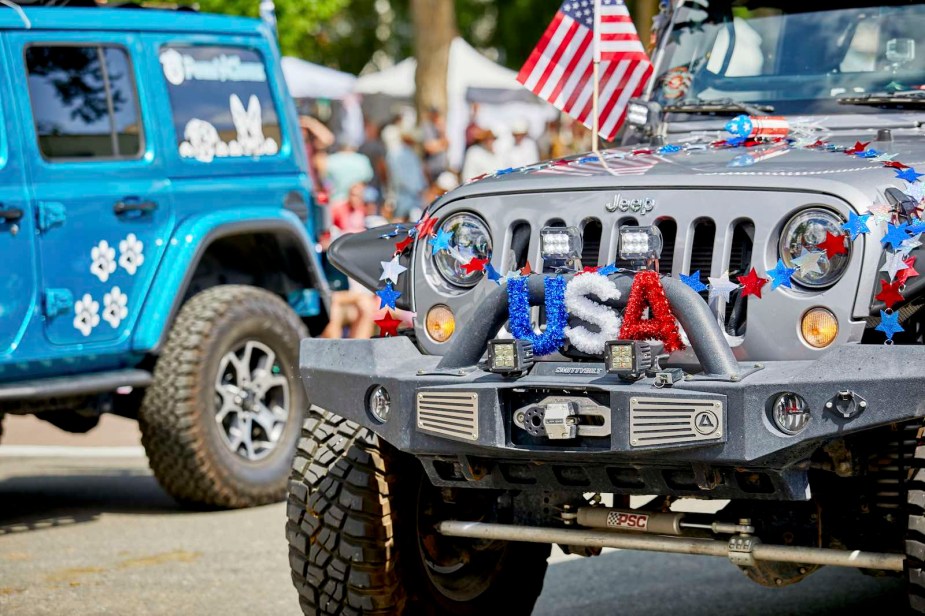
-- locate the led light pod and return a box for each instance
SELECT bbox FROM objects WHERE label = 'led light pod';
[619,225,663,266]
[487,339,534,375]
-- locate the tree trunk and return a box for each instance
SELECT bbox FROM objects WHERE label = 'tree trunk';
[411,0,456,119]
[631,0,659,51]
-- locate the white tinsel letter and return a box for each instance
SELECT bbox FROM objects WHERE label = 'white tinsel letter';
[564,274,622,354]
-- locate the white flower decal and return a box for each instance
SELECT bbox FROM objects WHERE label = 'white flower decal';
[103,287,128,328]
[73,294,100,337]
[119,233,145,276]
[90,240,117,282]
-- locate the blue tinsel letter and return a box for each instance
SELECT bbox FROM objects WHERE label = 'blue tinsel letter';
[507,276,568,356]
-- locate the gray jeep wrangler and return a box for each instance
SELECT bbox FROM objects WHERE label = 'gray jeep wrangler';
[287,1,925,613]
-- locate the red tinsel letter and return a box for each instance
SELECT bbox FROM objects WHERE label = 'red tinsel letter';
[618,270,686,353]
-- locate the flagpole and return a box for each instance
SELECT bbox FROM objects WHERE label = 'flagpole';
[592,0,602,154]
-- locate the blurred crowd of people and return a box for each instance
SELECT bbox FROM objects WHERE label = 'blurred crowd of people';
[300,106,592,338]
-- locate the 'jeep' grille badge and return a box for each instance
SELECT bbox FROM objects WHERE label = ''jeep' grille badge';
[605,195,655,215]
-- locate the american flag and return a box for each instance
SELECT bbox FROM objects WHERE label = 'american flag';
[517,0,652,141]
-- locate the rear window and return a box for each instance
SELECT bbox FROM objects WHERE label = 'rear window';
[25,45,143,160]
[159,45,282,163]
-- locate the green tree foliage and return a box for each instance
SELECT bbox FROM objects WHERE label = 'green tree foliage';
[182,0,657,75]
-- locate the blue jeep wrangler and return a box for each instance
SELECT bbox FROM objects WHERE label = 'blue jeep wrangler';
[0,4,330,508]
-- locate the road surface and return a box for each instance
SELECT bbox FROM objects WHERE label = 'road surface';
[0,415,909,615]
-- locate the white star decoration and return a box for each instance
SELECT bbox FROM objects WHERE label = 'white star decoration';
[881,251,909,281]
[379,256,408,285]
[708,274,739,303]
[792,249,824,276]
[866,204,893,226]
[899,233,923,256]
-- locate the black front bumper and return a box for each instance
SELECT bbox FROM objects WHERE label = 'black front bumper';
[300,337,925,499]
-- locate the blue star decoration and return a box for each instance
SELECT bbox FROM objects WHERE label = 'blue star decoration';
[767,259,797,290]
[598,263,618,276]
[658,144,682,155]
[379,225,402,239]
[875,309,904,341]
[679,271,708,293]
[910,220,925,235]
[725,114,753,139]
[856,148,880,159]
[895,167,924,183]
[430,228,453,255]
[881,222,911,250]
[485,262,503,284]
[376,282,401,310]
[842,211,871,240]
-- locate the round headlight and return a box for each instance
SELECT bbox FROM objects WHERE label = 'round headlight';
[778,208,850,289]
[433,213,492,288]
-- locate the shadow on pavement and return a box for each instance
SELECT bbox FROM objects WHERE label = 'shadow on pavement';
[0,467,183,536]
[535,549,907,616]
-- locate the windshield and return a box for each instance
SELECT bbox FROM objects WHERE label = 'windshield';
[653,1,925,114]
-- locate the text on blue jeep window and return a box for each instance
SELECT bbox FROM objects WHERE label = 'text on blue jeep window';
[159,45,282,163]
[25,45,143,160]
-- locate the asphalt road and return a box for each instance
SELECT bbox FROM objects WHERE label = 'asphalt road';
[0,418,912,615]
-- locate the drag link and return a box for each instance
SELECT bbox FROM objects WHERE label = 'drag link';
[436,521,905,571]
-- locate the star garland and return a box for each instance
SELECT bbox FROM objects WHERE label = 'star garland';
[370,216,439,337]
[457,115,924,347]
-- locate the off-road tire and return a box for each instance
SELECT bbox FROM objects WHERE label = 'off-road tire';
[286,409,550,615]
[908,424,925,612]
[140,285,308,508]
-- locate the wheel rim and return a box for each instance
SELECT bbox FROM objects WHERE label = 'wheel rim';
[415,480,507,603]
[214,340,290,461]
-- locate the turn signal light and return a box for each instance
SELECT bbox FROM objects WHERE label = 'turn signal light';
[425,304,456,343]
[801,308,838,348]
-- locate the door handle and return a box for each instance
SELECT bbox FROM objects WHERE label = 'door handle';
[114,199,157,215]
[0,205,24,222]
[0,204,23,235]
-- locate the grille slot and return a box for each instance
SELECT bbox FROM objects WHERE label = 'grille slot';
[629,397,725,448]
[689,219,715,287]
[417,392,479,442]
[581,218,602,266]
[655,219,676,275]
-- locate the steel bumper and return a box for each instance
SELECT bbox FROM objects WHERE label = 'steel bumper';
[300,336,925,466]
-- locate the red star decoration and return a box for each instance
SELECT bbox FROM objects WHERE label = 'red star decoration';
[876,279,904,309]
[520,261,533,275]
[818,231,849,258]
[374,310,403,337]
[575,265,600,276]
[462,256,489,274]
[415,214,438,239]
[845,140,870,155]
[897,256,920,286]
[884,160,910,170]
[395,236,413,253]
[811,139,828,148]
[632,148,653,155]
[738,267,768,298]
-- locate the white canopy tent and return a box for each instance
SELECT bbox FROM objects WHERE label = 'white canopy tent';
[281,56,364,147]
[281,56,357,100]
[355,38,556,169]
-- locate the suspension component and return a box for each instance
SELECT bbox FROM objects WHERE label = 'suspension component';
[576,507,685,535]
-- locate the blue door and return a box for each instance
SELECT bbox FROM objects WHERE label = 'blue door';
[0,40,37,357]
[10,32,173,348]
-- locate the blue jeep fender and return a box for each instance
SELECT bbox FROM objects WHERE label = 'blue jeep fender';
[132,208,330,354]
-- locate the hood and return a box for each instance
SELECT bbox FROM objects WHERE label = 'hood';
[445,124,925,211]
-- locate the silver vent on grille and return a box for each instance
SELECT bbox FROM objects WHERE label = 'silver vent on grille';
[629,397,725,448]
[417,392,479,442]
